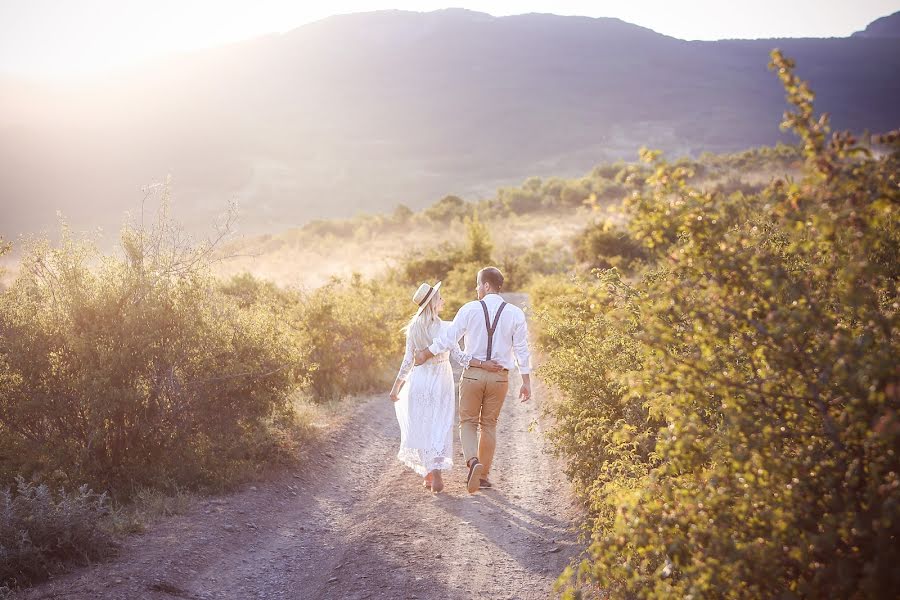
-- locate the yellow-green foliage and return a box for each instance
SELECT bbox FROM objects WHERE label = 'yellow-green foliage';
[572,220,649,272]
[0,217,307,497]
[219,272,407,402]
[293,274,407,401]
[0,209,412,589]
[536,52,899,598]
[393,214,499,313]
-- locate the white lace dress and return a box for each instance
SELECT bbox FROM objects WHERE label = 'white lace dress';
[394,320,471,476]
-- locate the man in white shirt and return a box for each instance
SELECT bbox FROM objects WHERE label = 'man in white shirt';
[415,266,532,493]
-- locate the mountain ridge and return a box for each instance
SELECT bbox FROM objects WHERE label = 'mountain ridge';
[852,10,900,38]
[2,9,898,240]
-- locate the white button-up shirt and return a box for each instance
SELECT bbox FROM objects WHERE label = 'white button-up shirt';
[429,293,532,374]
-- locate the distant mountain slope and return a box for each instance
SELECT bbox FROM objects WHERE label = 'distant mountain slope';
[853,10,900,37]
[2,9,899,240]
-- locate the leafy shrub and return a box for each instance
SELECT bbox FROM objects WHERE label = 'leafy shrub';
[531,270,656,518]
[494,240,573,292]
[497,185,543,214]
[464,214,494,265]
[418,215,499,312]
[1,477,115,589]
[572,220,648,272]
[424,194,471,223]
[537,52,900,598]
[393,214,499,312]
[293,274,407,401]
[220,270,408,403]
[0,206,307,496]
[399,243,465,286]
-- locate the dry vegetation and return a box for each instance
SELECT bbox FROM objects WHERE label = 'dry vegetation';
[0,61,830,594]
[210,145,798,290]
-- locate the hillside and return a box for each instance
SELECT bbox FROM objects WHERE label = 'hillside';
[2,9,898,241]
[209,144,801,289]
[853,10,900,37]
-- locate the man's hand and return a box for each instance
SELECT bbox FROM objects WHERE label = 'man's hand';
[519,375,532,402]
[480,359,503,373]
[414,349,432,366]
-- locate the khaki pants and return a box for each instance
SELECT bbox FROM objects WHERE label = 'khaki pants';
[458,367,509,478]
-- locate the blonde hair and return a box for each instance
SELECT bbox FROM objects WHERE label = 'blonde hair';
[404,293,441,351]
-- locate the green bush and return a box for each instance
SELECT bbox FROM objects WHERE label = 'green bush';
[536,52,899,598]
[1,478,115,589]
[0,205,412,589]
[399,243,465,286]
[294,274,406,401]
[497,185,543,214]
[431,215,498,312]
[572,220,648,272]
[220,271,408,403]
[424,194,471,223]
[0,211,306,496]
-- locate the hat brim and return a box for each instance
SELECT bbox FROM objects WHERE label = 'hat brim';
[414,281,442,317]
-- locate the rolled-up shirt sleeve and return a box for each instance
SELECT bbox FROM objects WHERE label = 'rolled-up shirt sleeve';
[429,305,469,355]
[512,313,532,374]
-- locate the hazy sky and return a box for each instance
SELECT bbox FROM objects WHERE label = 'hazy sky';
[2,0,899,79]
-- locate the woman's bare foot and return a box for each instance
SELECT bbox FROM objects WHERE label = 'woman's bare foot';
[423,472,433,490]
[431,470,444,493]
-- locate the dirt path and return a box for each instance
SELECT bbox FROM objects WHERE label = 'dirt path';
[18,305,581,600]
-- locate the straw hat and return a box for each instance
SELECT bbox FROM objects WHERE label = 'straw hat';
[412,281,442,317]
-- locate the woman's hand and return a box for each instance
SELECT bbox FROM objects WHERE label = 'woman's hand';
[389,379,405,402]
[480,360,503,373]
[414,350,430,365]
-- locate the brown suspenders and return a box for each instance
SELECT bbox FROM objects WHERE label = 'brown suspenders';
[479,300,507,361]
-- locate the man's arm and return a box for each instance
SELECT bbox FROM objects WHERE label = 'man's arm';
[415,303,470,365]
[512,312,533,401]
[512,312,532,375]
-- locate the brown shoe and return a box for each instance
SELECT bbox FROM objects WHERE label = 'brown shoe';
[466,459,484,494]
[479,479,493,489]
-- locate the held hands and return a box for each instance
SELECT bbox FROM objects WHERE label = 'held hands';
[414,350,430,366]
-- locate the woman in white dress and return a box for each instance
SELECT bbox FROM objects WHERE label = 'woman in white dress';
[389,281,471,493]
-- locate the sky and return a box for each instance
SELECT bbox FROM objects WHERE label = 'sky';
[2,0,899,79]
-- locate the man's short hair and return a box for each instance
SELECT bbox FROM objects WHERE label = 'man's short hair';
[478,266,504,291]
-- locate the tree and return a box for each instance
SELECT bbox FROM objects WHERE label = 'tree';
[464,213,493,264]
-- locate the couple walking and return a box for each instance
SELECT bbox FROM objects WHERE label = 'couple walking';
[389,266,532,493]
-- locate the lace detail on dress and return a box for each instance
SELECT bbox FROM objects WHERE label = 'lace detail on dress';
[395,373,455,475]
[392,320,459,476]
[450,345,473,370]
[396,334,415,382]
[397,448,454,476]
